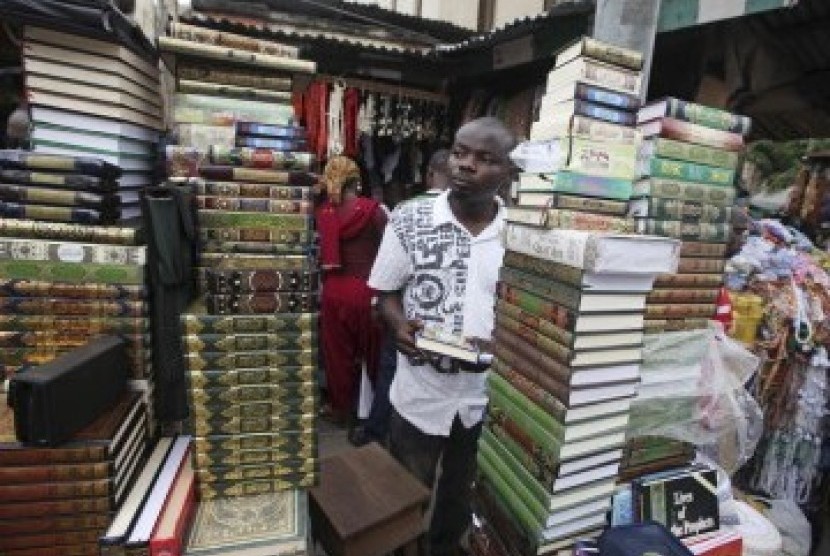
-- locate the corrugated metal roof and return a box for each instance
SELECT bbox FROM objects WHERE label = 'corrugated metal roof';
[179,11,437,56]
[436,1,595,54]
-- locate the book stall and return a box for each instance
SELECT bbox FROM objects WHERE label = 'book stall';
[0,1,828,556]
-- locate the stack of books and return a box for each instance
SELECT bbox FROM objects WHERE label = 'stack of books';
[632,97,751,333]
[0,392,148,556]
[21,26,162,220]
[511,36,644,231]
[0,151,151,386]
[160,23,318,552]
[478,228,680,553]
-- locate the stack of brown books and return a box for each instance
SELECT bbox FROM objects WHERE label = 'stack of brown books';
[0,392,147,556]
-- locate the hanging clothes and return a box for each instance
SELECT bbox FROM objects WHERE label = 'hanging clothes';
[343,87,361,158]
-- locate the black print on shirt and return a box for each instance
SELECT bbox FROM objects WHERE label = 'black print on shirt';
[393,198,470,336]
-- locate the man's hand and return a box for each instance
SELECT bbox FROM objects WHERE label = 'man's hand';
[394,319,424,358]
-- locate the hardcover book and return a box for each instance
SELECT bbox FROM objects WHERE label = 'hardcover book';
[517,172,634,201]
[196,196,312,214]
[546,57,642,95]
[204,292,317,314]
[198,227,314,244]
[184,490,308,554]
[506,206,635,233]
[632,177,736,204]
[530,114,641,143]
[629,198,733,223]
[0,169,117,192]
[539,98,637,127]
[503,251,656,292]
[169,22,299,58]
[173,93,295,127]
[178,65,292,91]
[197,210,313,231]
[158,36,316,74]
[30,106,159,144]
[635,220,731,242]
[186,366,317,390]
[638,98,751,135]
[544,82,640,111]
[503,224,681,274]
[636,467,719,539]
[638,118,743,152]
[205,269,318,294]
[181,305,317,335]
[177,79,291,102]
[0,219,142,246]
[1,185,122,211]
[514,192,628,215]
[556,36,644,70]
[192,181,311,200]
[640,137,740,170]
[640,158,735,186]
[0,238,145,265]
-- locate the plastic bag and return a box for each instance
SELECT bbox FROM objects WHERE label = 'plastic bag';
[761,499,812,556]
[627,324,765,473]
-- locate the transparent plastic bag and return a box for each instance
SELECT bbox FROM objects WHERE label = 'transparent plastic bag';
[628,324,765,473]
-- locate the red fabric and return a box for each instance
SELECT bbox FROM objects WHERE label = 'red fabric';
[315,197,381,271]
[320,274,384,415]
[304,81,329,161]
[343,87,361,158]
[291,89,304,126]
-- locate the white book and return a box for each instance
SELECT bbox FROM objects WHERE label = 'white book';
[562,413,631,442]
[547,478,617,512]
[541,512,608,543]
[113,417,149,504]
[559,447,624,476]
[574,331,645,350]
[546,57,642,96]
[559,429,628,461]
[503,223,681,274]
[545,497,611,528]
[551,461,620,493]
[30,106,160,143]
[26,75,162,117]
[24,57,161,106]
[25,26,160,82]
[101,437,174,548]
[126,437,191,546]
[570,363,641,385]
[32,125,155,157]
[569,381,640,407]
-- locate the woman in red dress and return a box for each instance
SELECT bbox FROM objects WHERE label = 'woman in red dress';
[316,156,387,424]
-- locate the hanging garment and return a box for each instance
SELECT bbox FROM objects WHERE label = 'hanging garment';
[141,184,198,422]
[327,81,345,158]
[343,87,361,158]
[302,80,329,161]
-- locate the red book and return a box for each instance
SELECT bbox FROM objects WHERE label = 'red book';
[684,531,742,556]
[150,455,196,556]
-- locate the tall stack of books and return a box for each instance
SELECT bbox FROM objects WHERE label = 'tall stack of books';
[21,26,162,220]
[0,392,148,556]
[478,228,680,554]
[511,36,644,231]
[631,98,751,333]
[0,151,151,386]
[159,23,318,552]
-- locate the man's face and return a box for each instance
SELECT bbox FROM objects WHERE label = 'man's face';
[448,126,512,202]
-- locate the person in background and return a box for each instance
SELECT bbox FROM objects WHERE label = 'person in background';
[423,148,452,196]
[368,117,516,556]
[316,156,387,429]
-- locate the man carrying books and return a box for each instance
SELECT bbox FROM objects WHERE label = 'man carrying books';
[368,117,515,556]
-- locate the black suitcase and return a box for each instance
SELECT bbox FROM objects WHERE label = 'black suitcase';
[9,335,128,446]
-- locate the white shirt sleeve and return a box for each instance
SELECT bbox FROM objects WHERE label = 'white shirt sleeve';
[368,222,410,292]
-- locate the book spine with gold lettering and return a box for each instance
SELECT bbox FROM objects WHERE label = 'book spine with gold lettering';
[194,461,318,485]
[547,194,628,216]
[0,280,145,300]
[198,242,311,257]
[199,253,315,271]
[177,65,292,91]
[0,513,110,536]
[193,445,316,468]
[198,227,314,244]
[0,331,148,349]
[186,414,316,437]
[0,529,101,552]
[196,196,312,214]
[0,479,111,503]
[193,181,311,199]
[636,220,731,242]
[185,365,316,390]
[192,431,316,454]
[196,475,317,499]
[184,332,315,353]
[653,273,722,289]
[181,311,317,335]
[676,257,725,274]
[0,239,145,265]
[0,218,141,245]
[184,349,315,371]
[0,315,148,334]
[0,184,119,209]
[204,292,317,314]
[0,496,111,520]
[0,260,145,285]
[644,304,716,319]
[644,319,711,333]
[0,168,115,191]
[647,288,719,304]
[0,462,111,485]
[197,210,313,231]
[204,269,318,294]
[630,198,732,223]
[0,297,146,317]
[0,202,115,225]
[188,382,317,406]
[169,22,299,58]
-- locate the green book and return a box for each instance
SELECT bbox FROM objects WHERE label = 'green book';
[642,137,740,169]
[198,210,313,230]
[481,428,551,515]
[644,157,735,186]
[636,220,731,242]
[0,259,145,285]
[186,366,317,390]
[477,445,544,537]
[628,197,733,224]
[518,172,633,201]
[488,372,566,440]
[631,178,736,205]
[489,385,562,463]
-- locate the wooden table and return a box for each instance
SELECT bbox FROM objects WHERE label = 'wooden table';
[309,443,431,556]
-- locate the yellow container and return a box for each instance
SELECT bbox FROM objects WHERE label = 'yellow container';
[732,293,765,320]
[731,312,763,344]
